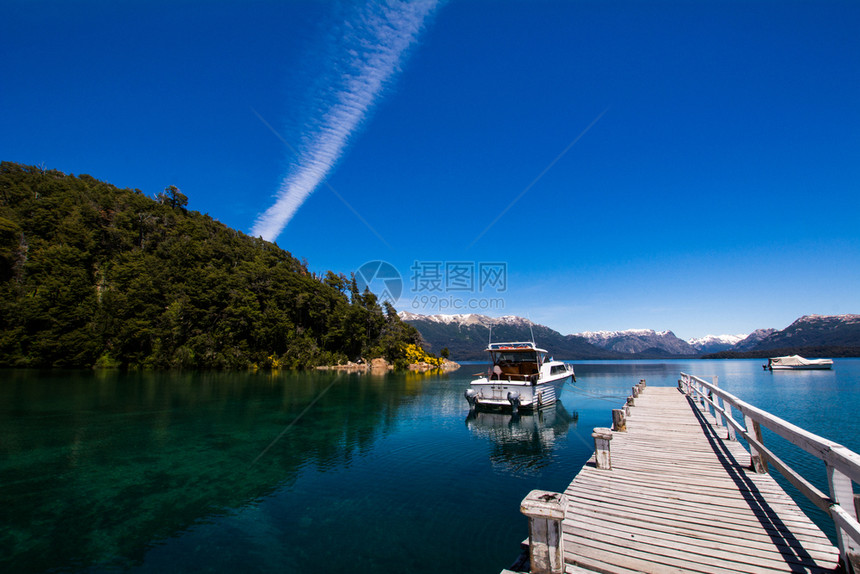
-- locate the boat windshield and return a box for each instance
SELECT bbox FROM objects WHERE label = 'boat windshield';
[493,351,539,363]
[488,350,542,380]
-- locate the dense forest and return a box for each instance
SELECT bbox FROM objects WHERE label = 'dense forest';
[0,162,420,369]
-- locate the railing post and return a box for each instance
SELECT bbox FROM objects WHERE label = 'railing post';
[827,462,860,567]
[712,376,724,428]
[692,378,703,411]
[520,490,567,574]
[612,409,626,432]
[852,494,860,572]
[744,413,767,473]
[626,395,635,409]
[639,378,646,389]
[632,385,639,399]
[592,427,613,470]
[855,493,860,525]
[688,376,700,408]
[725,400,737,441]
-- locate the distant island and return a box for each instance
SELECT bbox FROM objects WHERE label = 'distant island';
[0,162,424,370]
[399,312,860,360]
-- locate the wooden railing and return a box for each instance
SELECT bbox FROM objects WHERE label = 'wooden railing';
[680,372,860,571]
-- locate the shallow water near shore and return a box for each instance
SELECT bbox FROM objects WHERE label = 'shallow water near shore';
[2,359,858,573]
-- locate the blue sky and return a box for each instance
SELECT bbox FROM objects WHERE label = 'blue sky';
[3,0,859,340]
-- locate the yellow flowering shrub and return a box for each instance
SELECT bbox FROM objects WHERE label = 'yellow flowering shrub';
[402,343,444,367]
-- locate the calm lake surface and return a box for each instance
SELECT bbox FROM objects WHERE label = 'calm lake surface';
[2,359,859,573]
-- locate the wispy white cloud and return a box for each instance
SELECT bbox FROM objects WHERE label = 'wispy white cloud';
[251,0,439,242]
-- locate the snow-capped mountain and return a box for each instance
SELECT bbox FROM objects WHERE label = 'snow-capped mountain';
[398,312,618,360]
[746,314,860,351]
[732,328,778,351]
[575,329,698,356]
[399,312,860,360]
[397,311,533,328]
[688,334,747,354]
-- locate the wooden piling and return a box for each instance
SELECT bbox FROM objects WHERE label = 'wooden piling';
[611,409,626,432]
[591,427,613,470]
[520,490,567,574]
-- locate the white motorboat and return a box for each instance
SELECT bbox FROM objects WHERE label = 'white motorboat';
[764,355,834,370]
[464,342,575,411]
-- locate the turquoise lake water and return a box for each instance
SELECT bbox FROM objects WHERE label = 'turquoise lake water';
[1,359,858,573]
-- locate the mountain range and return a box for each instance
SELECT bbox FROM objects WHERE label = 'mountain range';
[399,312,860,360]
[397,311,622,361]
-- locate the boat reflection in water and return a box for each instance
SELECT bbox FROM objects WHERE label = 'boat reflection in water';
[465,402,578,475]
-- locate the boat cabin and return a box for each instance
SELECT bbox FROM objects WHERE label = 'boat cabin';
[487,342,547,382]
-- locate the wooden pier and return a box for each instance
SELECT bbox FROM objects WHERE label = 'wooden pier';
[513,378,860,574]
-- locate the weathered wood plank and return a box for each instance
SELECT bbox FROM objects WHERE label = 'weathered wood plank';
[559,386,840,574]
[570,468,822,506]
[564,523,836,573]
[564,498,836,549]
[564,532,825,574]
[564,482,834,534]
[564,504,839,561]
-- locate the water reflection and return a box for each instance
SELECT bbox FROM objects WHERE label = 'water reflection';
[465,403,578,475]
[4,361,857,573]
[0,370,425,573]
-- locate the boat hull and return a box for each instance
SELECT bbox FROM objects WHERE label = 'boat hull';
[467,373,571,411]
[770,364,832,370]
[766,355,833,370]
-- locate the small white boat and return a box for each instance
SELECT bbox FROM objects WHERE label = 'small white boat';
[764,355,834,370]
[464,342,575,411]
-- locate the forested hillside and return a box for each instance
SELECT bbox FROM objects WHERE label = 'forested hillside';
[0,162,419,369]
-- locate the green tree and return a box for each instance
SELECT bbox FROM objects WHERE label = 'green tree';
[156,185,188,209]
[0,216,21,279]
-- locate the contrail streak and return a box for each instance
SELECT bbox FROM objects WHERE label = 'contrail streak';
[251,0,439,242]
[251,108,393,248]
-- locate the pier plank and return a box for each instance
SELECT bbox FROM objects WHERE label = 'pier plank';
[564,503,839,561]
[559,386,840,574]
[564,484,834,536]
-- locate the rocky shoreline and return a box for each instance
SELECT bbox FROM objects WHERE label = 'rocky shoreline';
[316,358,461,373]
[408,359,461,373]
